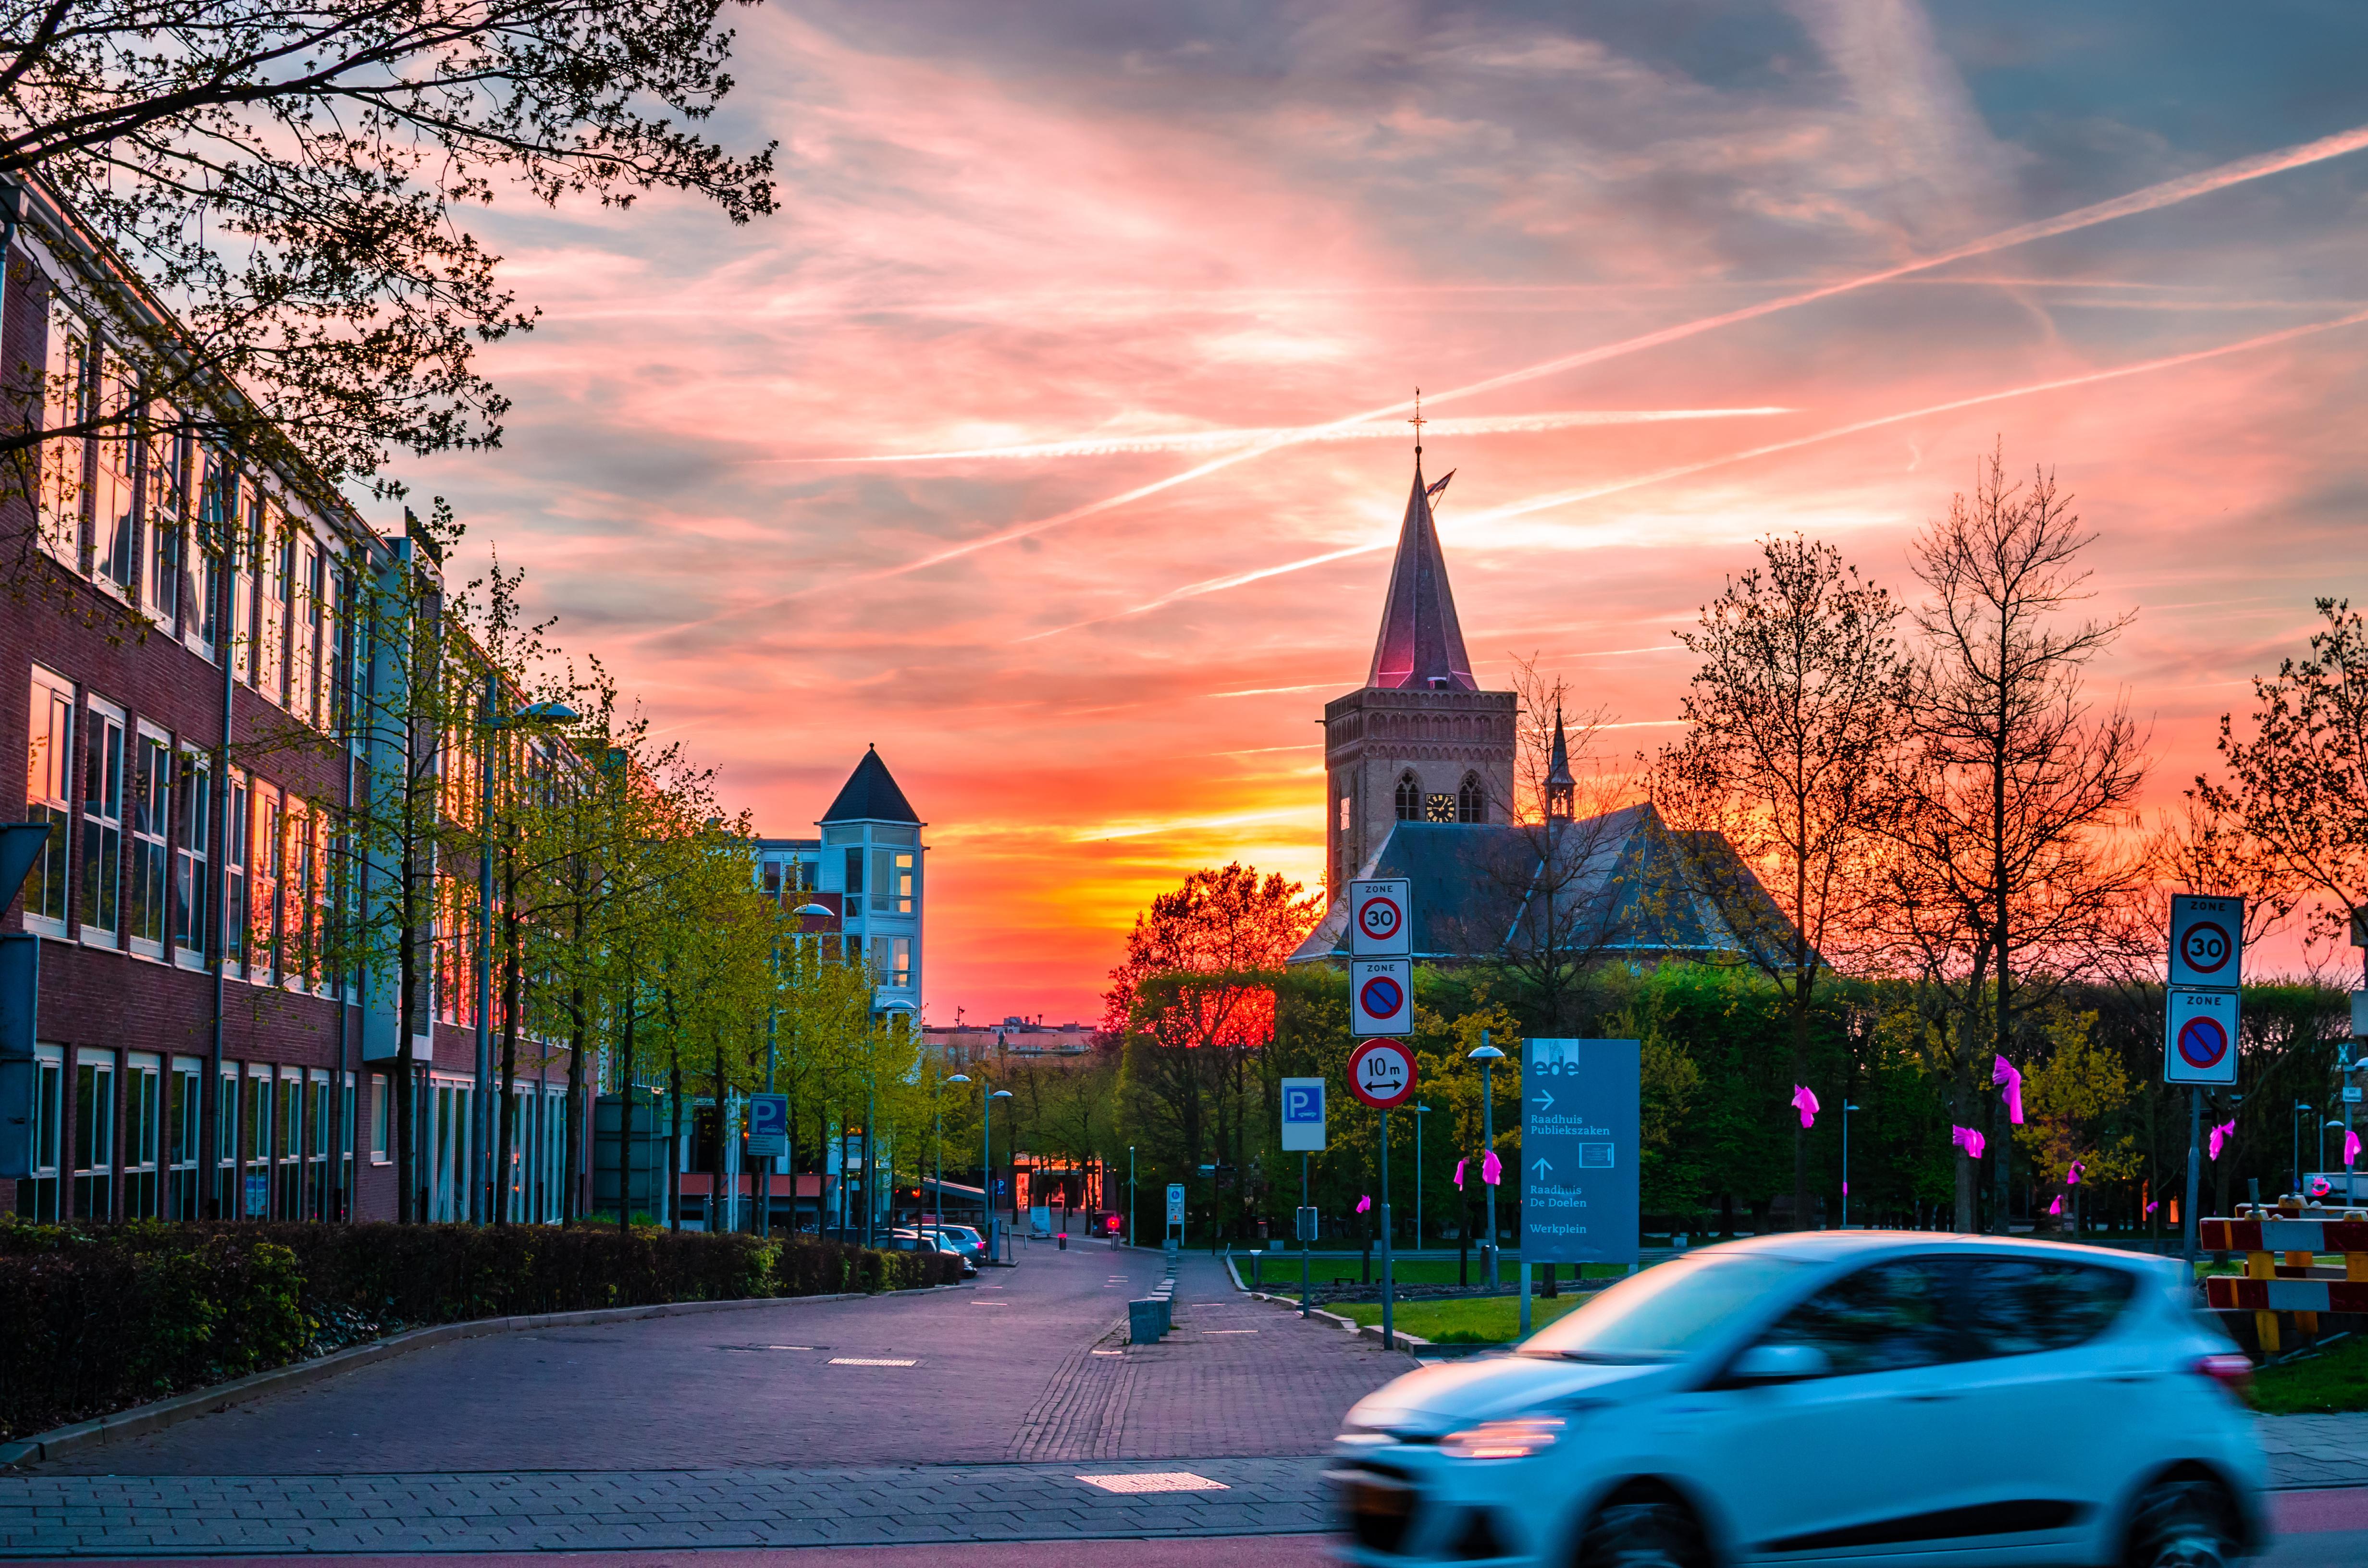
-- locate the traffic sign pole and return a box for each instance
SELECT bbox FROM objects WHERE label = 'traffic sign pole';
[2185,1089,2202,1265]
[1379,1107,1394,1351]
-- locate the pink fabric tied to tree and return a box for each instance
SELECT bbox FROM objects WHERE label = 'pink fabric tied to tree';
[1992,1056,2024,1125]
[1481,1150,1503,1187]
[1950,1125,1986,1161]
[2348,1130,2364,1167]
[1791,1085,1819,1129]
[1453,1158,1468,1190]
[2143,1200,2160,1218]
[1355,1195,1371,1214]
[2047,1195,2063,1216]
[2065,1160,2085,1187]
[2208,1120,2235,1161]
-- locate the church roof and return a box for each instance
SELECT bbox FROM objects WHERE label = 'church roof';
[819,746,922,825]
[1290,803,1791,966]
[1367,461,1477,691]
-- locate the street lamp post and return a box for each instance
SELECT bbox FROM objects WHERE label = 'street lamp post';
[1413,1102,1430,1250]
[2327,1119,2347,1183]
[1842,1102,1861,1229]
[950,1075,1011,1263]
[1469,1037,1505,1286]
[472,691,575,1225]
[1128,1145,1135,1249]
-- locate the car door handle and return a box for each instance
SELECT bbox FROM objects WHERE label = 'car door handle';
[2106,1373,2157,1384]
[1901,1392,1960,1403]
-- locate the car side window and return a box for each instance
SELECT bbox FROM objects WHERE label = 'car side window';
[1959,1259,2135,1357]
[1752,1259,1961,1377]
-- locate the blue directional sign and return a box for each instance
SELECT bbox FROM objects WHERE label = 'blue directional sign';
[747,1092,788,1157]
[1522,1039,1640,1266]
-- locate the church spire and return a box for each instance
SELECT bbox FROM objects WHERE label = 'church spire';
[1366,446,1477,692]
[1545,700,1575,821]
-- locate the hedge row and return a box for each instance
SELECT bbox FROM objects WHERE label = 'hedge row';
[0,1220,962,1440]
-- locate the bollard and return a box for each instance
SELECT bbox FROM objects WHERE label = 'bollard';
[1059,1233,1068,1251]
[1128,1299,1165,1344]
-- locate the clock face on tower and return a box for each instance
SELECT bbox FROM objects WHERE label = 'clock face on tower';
[1425,792,1456,823]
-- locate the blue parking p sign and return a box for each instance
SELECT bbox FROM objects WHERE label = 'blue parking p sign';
[747,1093,788,1157]
[1280,1077,1326,1152]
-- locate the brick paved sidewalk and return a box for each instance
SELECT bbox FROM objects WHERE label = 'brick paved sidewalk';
[2258,1414,2368,1490]
[0,1457,1332,1557]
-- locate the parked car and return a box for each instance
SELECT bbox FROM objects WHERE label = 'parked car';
[934,1224,988,1260]
[1328,1232,2264,1568]
[925,1226,983,1262]
[888,1228,976,1276]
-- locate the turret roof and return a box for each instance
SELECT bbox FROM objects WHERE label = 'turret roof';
[819,745,922,825]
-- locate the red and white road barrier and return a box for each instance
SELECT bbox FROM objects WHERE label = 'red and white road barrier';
[2200,1218,2368,1252]
[2206,1275,2368,1313]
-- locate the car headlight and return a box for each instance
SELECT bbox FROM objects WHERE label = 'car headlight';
[1440,1416,1566,1460]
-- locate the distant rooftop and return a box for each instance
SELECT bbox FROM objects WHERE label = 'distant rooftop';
[820,745,922,825]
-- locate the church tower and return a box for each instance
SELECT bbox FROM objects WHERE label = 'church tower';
[1322,448,1517,899]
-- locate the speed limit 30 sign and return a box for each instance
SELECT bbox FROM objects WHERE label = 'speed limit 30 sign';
[2169,894,2243,989]
[1349,878,1410,958]
[1348,1039,1418,1110]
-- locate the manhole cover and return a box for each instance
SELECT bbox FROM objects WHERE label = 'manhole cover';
[1076,1472,1228,1494]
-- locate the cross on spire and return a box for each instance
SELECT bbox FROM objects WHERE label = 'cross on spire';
[1407,387,1425,456]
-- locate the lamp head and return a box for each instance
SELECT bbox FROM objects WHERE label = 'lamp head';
[991,1089,1012,1101]
[1467,1045,1505,1062]
[947,1073,971,1085]
[792,902,834,918]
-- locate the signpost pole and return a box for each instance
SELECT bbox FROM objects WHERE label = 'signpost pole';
[2184,1088,2202,1265]
[1300,1152,1311,1318]
[1480,1037,1497,1286]
[1379,1106,1393,1352]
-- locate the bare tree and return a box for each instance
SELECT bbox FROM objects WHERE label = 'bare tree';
[1449,657,1651,1034]
[1654,536,1909,1231]
[1880,446,2150,1231]
[2201,599,2368,983]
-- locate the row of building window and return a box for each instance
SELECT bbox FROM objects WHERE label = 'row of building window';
[26,665,341,989]
[18,1052,574,1225]
[21,1051,352,1222]
[37,299,349,730]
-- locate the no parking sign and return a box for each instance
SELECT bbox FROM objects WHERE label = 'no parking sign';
[2165,987,2239,1085]
[1350,958,1412,1036]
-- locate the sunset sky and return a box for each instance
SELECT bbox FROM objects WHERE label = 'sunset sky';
[407,1,2368,1024]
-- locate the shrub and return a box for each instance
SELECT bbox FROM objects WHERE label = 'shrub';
[0,1219,959,1440]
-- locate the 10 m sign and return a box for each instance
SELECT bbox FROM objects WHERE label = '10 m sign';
[1348,1040,1418,1110]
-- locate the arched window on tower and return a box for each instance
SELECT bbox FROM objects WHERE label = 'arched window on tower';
[1457,772,1487,824]
[1395,772,1421,821]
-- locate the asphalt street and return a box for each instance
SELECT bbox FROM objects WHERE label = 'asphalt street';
[8,1240,2368,1562]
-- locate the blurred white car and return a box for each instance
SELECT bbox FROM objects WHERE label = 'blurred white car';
[1330,1233,2264,1568]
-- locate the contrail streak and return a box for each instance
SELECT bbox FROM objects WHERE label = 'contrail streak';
[801,407,1792,464]
[1030,307,2368,640]
[861,117,2368,584]
[1457,306,2368,529]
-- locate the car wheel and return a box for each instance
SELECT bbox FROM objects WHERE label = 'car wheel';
[1574,1492,1706,1568]
[2124,1476,2237,1568]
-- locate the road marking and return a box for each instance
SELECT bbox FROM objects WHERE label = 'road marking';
[1075,1472,1229,1494]
[1090,1349,1124,1356]
[1203,1329,1258,1335]
[828,1357,918,1367]
[972,1301,1011,1306]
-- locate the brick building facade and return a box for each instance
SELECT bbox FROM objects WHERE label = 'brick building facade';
[2,181,580,1225]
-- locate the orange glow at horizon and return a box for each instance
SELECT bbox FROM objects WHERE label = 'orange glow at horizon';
[401,5,2368,1021]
